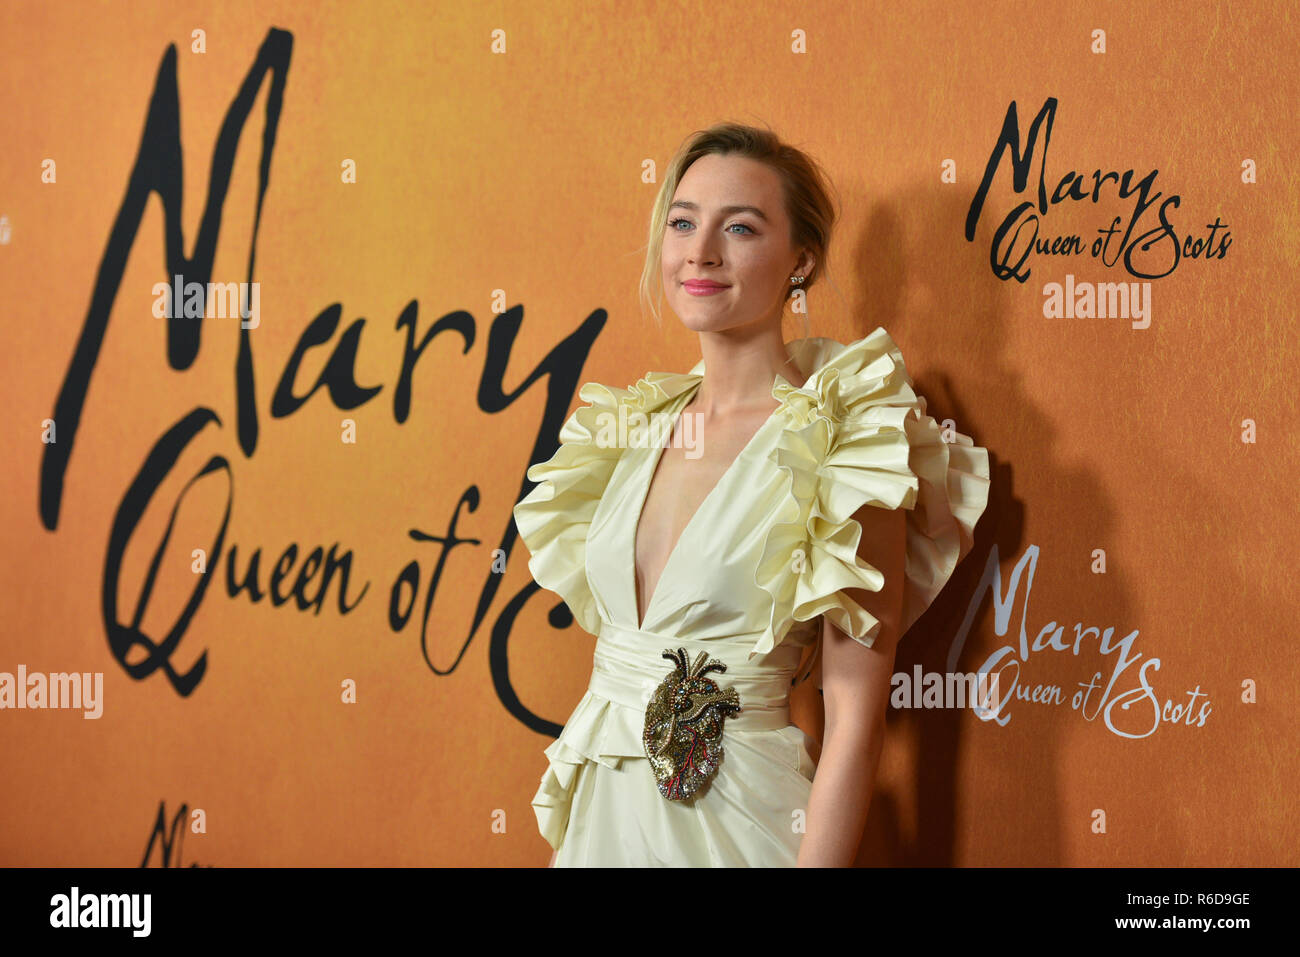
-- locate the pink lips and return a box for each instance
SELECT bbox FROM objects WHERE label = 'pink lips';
[683,280,730,296]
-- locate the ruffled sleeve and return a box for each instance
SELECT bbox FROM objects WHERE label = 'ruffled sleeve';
[512,370,702,636]
[750,327,991,658]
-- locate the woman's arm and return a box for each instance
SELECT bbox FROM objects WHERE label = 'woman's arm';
[547,847,557,867]
[795,501,907,867]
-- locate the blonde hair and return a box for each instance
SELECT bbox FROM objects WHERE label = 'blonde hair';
[639,121,841,337]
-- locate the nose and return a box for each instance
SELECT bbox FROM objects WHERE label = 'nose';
[686,236,720,267]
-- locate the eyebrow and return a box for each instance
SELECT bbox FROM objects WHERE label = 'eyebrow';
[668,200,769,222]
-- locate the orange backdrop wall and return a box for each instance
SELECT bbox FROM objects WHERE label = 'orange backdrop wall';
[1,0,1295,866]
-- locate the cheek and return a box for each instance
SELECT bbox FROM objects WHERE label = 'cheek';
[661,251,684,288]
[735,253,785,295]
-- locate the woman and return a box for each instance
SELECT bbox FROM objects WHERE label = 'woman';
[513,122,991,866]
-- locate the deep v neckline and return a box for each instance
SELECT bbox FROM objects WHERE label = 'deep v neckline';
[629,381,786,632]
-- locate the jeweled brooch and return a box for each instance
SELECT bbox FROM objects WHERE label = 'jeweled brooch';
[642,648,742,801]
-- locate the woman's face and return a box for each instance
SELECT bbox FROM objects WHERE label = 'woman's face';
[661,153,810,334]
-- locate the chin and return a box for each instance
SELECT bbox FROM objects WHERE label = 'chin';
[668,297,736,331]
[673,311,738,334]
[671,302,773,337]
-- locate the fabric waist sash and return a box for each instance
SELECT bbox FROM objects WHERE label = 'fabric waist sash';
[588,622,798,732]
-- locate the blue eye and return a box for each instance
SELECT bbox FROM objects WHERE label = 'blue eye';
[665,218,755,235]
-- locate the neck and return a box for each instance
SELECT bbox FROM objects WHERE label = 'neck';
[692,324,806,416]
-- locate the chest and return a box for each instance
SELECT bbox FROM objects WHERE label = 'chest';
[583,388,794,636]
[633,434,741,569]
[632,403,780,620]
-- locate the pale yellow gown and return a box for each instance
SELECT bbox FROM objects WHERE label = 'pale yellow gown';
[512,327,991,866]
